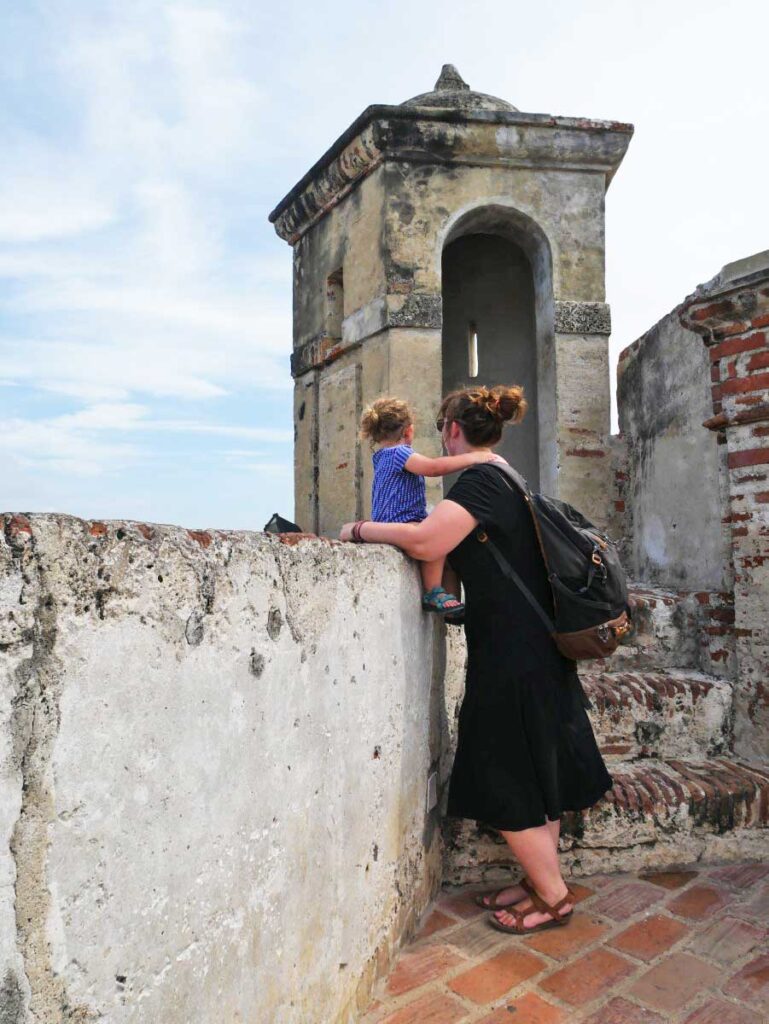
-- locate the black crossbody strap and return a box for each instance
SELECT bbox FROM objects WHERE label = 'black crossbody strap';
[479,531,556,635]
[486,459,531,496]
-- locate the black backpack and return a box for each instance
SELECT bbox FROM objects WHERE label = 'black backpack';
[479,462,631,660]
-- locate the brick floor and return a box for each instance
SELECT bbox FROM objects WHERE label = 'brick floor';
[539,948,637,1006]
[722,952,769,1007]
[627,951,721,1013]
[682,997,765,1024]
[449,948,546,1003]
[665,884,729,920]
[360,860,769,1023]
[608,913,690,962]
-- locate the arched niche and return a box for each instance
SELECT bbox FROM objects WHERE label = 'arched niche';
[440,204,555,494]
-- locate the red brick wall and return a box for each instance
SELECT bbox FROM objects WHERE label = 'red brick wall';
[682,269,769,761]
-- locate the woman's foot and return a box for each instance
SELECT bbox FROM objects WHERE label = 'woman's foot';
[476,881,530,910]
[493,884,573,930]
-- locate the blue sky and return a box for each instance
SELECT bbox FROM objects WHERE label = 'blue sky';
[1,0,767,530]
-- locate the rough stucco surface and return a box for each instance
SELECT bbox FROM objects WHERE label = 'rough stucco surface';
[617,309,732,590]
[0,516,444,1024]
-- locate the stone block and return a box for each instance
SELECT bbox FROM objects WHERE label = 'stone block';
[317,361,361,535]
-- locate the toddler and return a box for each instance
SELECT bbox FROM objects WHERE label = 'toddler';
[359,396,494,616]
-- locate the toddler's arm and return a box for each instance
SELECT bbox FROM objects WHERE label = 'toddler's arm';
[404,450,496,478]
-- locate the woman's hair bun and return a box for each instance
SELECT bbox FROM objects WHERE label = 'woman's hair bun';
[437,383,527,447]
[468,385,527,425]
[490,384,527,425]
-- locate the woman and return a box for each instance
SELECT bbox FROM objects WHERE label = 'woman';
[340,384,613,934]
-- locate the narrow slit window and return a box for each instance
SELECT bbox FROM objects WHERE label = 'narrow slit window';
[467,322,479,377]
[325,268,344,340]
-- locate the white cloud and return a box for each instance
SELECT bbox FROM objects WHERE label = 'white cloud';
[0,1,291,417]
[0,402,292,480]
[0,178,116,243]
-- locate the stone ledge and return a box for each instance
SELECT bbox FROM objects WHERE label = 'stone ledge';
[582,669,733,760]
[443,757,769,883]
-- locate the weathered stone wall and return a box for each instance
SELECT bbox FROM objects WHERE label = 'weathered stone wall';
[0,515,445,1024]
[616,251,769,761]
[679,252,769,762]
[280,95,632,536]
[617,308,732,591]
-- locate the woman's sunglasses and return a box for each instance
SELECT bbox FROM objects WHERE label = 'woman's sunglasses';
[435,418,446,432]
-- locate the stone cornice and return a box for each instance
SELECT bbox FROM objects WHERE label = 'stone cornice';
[291,292,443,377]
[270,106,634,244]
[554,301,612,335]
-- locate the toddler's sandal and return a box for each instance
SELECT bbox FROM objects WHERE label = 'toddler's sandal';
[422,586,465,616]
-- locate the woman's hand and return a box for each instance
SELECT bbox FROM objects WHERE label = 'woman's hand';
[339,522,356,542]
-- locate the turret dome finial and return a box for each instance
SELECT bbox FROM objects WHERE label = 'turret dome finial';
[434,64,470,92]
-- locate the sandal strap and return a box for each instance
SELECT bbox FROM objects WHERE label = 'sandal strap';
[527,887,572,924]
[423,587,463,610]
[496,907,526,931]
[481,888,512,910]
[480,877,533,909]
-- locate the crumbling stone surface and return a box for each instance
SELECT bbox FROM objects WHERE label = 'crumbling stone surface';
[554,300,612,335]
[617,308,732,593]
[0,515,444,1024]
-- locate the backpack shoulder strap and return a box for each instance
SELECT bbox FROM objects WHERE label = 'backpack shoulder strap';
[476,461,554,635]
[480,532,555,635]
[485,459,531,496]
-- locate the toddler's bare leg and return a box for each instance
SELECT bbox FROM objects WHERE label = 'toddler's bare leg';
[420,559,444,593]
[421,560,462,611]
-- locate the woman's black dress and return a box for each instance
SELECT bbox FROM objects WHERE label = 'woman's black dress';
[446,462,613,832]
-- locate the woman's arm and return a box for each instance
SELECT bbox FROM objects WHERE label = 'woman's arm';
[404,450,495,478]
[340,499,477,562]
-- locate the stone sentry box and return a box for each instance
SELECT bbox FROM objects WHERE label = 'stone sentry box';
[270,65,633,535]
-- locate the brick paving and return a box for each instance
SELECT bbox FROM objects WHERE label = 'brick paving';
[360,862,769,1023]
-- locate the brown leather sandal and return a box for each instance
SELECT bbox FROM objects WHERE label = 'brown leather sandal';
[488,885,575,934]
[474,876,535,910]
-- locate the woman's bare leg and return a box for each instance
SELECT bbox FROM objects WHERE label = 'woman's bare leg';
[492,817,572,928]
[478,817,560,910]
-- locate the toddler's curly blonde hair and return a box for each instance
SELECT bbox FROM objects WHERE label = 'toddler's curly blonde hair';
[359,397,413,444]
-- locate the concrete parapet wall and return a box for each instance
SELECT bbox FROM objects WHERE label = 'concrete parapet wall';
[0,515,444,1024]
